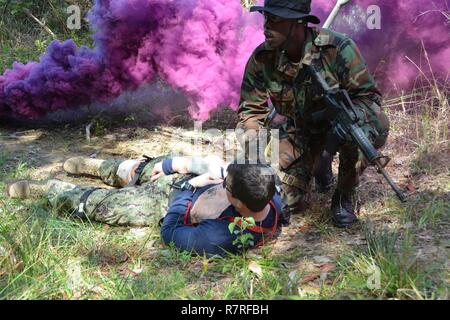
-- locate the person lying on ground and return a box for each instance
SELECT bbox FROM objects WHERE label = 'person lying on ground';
[6,155,282,257]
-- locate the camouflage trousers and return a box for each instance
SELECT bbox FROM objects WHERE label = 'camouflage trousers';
[278,114,389,217]
[46,156,180,227]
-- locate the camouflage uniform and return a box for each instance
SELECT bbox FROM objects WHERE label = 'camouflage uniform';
[46,156,179,226]
[237,27,390,217]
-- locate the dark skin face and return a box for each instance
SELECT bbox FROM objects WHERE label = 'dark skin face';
[263,13,307,63]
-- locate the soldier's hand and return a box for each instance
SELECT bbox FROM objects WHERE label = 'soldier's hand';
[150,161,165,181]
[332,122,353,144]
[188,173,223,188]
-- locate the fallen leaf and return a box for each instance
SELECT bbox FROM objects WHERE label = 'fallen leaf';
[313,256,332,264]
[131,268,143,275]
[86,284,106,294]
[298,224,311,233]
[13,261,24,272]
[192,260,204,271]
[118,267,141,277]
[130,228,147,238]
[320,263,336,273]
[299,272,321,285]
[406,182,416,192]
[248,260,263,278]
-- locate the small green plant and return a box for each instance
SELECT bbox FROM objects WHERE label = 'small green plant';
[228,217,256,258]
[34,39,48,53]
[11,160,31,179]
[94,117,107,135]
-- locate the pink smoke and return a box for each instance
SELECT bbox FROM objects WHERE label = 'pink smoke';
[313,0,450,94]
[0,0,448,120]
[0,0,263,120]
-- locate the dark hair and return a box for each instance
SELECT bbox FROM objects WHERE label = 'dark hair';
[227,163,276,212]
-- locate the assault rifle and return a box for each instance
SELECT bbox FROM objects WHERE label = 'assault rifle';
[309,65,407,202]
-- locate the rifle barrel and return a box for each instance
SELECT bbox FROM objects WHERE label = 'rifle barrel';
[376,162,407,202]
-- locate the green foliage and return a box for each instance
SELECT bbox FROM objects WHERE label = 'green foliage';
[93,117,107,136]
[333,225,434,299]
[11,161,31,179]
[228,216,256,251]
[0,0,37,16]
[417,199,448,229]
[0,0,93,71]
[34,39,49,53]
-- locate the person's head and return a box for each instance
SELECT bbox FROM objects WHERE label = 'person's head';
[224,163,276,213]
[250,0,320,49]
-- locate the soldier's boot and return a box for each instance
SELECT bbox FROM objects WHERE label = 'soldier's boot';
[63,157,105,177]
[5,179,61,199]
[315,150,335,194]
[331,191,358,228]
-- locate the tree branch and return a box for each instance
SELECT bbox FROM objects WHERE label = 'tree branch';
[23,8,57,39]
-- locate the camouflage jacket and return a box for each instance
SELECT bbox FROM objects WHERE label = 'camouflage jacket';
[237,27,383,136]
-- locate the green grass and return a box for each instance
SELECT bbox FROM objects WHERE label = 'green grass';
[330,222,445,300]
[0,192,314,299]
[417,199,448,230]
[0,155,447,300]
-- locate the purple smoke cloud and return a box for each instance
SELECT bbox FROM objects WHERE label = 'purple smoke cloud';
[312,0,450,93]
[0,0,448,120]
[0,0,263,119]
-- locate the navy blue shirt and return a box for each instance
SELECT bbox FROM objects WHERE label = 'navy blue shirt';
[160,184,282,257]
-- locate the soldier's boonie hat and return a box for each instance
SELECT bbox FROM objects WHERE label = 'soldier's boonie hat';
[250,0,321,24]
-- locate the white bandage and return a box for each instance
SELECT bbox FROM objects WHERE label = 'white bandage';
[187,163,229,189]
[117,160,141,186]
[204,156,227,179]
[207,162,224,180]
[188,155,225,175]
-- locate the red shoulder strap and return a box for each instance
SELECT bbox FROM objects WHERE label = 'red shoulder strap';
[183,201,193,226]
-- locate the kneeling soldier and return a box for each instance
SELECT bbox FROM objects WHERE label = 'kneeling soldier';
[237,0,390,227]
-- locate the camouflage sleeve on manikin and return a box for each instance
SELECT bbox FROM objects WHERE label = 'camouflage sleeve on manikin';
[237,51,270,132]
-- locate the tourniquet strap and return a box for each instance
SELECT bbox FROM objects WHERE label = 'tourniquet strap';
[126,155,154,187]
[75,187,102,219]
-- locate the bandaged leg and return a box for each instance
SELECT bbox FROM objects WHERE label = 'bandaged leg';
[98,155,173,187]
[116,159,141,187]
